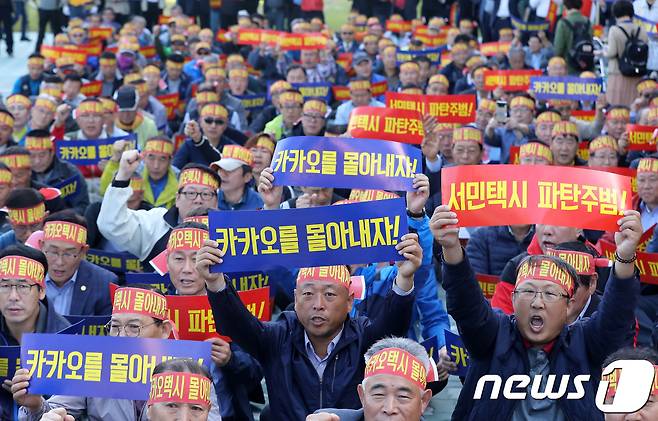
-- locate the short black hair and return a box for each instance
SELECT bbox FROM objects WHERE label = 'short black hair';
[100,51,116,60]
[564,0,583,9]
[612,0,634,18]
[413,55,432,66]
[167,53,185,64]
[26,129,52,138]
[603,346,658,367]
[6,188,44,209]
[454,34,473,45]
[64,74,82,83]
[43,209,88,230]
[0,244,49,275]
[29,53,45,60]
[43,75,63,84]
[286,64,305,77]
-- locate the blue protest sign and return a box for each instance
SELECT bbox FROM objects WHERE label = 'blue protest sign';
[444,330,469,376]
[510,16,550,32]
[125,272,172,294]
[86,248,143,273]
[292,82,332,101]
[271,136,421,191]
[421,336,440,362]
[227,271,270,291]
[63,315,112,336]
[21,333,212,400]
[530,76,604,101]
[396,48,443,65]
[209,198,408,272]
[53,174,83,201]
[236,94,268,110]
[0,346,20,382]
[55,134,137,165]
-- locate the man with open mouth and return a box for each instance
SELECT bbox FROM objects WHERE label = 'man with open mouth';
[430,204,642,421]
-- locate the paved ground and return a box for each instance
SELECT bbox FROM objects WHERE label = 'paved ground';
[0,29,464,421]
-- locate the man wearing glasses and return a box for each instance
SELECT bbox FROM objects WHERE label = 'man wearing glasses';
[286,99,328,138]
[174,103,234,168]
[431,204,642,420]
[38,211,116,316]
[337,24,359,54]
[9,286,222,420]
[211,145,263,211]
[265,89,304,140]
[98,149,221,265]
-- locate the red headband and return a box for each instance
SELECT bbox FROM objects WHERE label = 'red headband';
[516,257,575,296]
[296,266,351,290]
[167,228,208,253]
[0,255,46,287]
[148,372,212,408]
[112,287,168,320]
[364,347,427,390]
[43,221,87,247]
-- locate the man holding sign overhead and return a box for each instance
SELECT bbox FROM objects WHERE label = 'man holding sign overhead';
[196,231,423,421]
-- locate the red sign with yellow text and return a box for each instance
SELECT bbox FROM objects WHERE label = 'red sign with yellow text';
[599,240,658,284]
[386,20,412,33]
[441,165,632,231]
[278,32,327,50]
[332,86,350,102]
[80,81,103,97]
[385,92,476,123]
[348,106,424,144]
[479,42,511,57]
[156,93,180,120]
[626,124,657,151]
[40,45,88,65]
[166,287,270,341]
[89,27,113,41]
[476,274,499,299]
[571,110,596,121]
[483,70,543,91]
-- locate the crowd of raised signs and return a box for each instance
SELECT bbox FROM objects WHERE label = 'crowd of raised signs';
[2,0,658,420]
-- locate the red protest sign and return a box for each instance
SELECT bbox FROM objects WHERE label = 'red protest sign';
[476,274,499,299]
[639,224,656,252]
[479,42,511,57]
[385,92,476,123]
[70,43,102,57]
[589,166,638,193]
[278,32,327,50]
[89,27,113,40]
[236,28,264,45]
[336,53,353,72]
[371,80,388,97]
[441,165,632,231]
[156,93,180,120]
[140,46,157,59]
[626,124,657,151]
[483,70,543,91]
[166,287,271,341]
[40,45,88,65]
[599,240,658,285]
[576,141,590,162]
[80,80,103,97]
[348,106,424,144]
[571,110,596,121]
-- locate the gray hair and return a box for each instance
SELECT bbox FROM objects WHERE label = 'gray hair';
[364,337,431,372]
[508,47,526,58]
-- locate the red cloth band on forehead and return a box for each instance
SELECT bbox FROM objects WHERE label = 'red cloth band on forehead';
[0,256,46,288]
[167,228,208,253]
[364,347,427,390]
[296,266,351,289]
[515,257,575,296]
[43,221,87,247]
[148,372,212,408]
[112,287,168,320]
[545,249,595,275]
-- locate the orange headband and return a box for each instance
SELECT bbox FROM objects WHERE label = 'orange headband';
[519,142,553,163]
[0,256,45,288]
[364,347,427,390]
[6,94,31,108]
[200,104,228,119]
[296,266,351,290]
[279,91,303,105]
[167,228,208,253]
[112,287,168,320]
[178,168,220,190]
[34,98,57,113]
[43,221,87,247]
[270,80,293,95]
[545,249,595,276]
[349,80,371,92]
[551,121,579,139]
[148,372,212,408]
[638,158,658,174]
[0,168,12,185]
[166,60,184,70]
[229,68,248,79]
[349,189,398,201]
[25,135,54,151]
[400,62,420,72]
[453,127,482,144]
[515,257,575,296]
[77,101,104,116]
[100,58,117,66]
[144,139,175,156]
[510,96,535,110]
[222,145,254,166]
[0,154,30,169]
[204,67,226,79]
[536,111,562,123]
[28,57,45,67]
[303,100,327,115]
[478,99,496,113]
[196,91,219,104]
[100,98,118,113]
[254,136,275,154]
[143,66,161,77]
[451,43,468,52]
[637,80,657,93]
[589,136,618,154]
[8,202,46,226]
[607,108,630,121]
[0,113,14,129]
[183,215,209,226]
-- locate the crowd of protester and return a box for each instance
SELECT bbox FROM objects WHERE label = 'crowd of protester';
[0,0,658,419]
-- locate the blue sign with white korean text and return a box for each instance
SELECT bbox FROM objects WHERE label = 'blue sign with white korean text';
[271,136,422,191]
[421,335,440,362]
[444,330,469,376]
[209,198,409,272]
[55,133,136,165]
[530,76,604,102]
[236,94,268,110]
[21,333,211,400]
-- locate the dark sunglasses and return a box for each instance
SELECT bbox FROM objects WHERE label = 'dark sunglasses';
[197,49,211,55]
[204,117,226,125]
[342,31,354,35]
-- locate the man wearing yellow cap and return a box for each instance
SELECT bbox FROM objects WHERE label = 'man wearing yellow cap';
[334,79,384,127]
[431,203,642,420]
[12,54,45,97]
[197,226,423,420]
[210,145,264,211]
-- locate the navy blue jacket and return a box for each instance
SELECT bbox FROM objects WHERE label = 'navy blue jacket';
[207,283,415,421]
[172,137,234,169]
[67,259,116,316]
[12,74,41,97]
[465,226,534,276]
[443,255,640,421]
[32,157,89,216]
